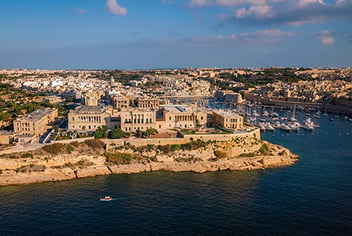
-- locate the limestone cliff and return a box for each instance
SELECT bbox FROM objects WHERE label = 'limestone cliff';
[0,138,298,186]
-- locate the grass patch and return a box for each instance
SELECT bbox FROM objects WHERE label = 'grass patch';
[105,152,134,165]
[42,143,65,155]
[84,139,105,149]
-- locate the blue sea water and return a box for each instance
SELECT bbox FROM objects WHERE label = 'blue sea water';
[1,113,352,235]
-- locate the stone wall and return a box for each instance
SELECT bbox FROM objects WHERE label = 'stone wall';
[103,128,260,148]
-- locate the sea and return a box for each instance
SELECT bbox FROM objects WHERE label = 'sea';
[1,112,352,235]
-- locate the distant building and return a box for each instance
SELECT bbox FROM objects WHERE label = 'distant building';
[113,96,130,109]
[137,97,159,109]
[212,111,243,130]
[13,108,58,136]
[215,90,234,101]
[224,93,243,104]
[84,91,104,106]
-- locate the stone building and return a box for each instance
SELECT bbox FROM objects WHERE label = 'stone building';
[68,106,110,131]
[13,108,58,136]
[120,109,157,132]
[224,93,243,104]
[137,97,159,109]
[159,104,207,130]
[0,131,15,145]
[84,91,104,106]
[113,96,130,109]
[212,111,243,130]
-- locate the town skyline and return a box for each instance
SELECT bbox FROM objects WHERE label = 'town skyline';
[1,0,352,69]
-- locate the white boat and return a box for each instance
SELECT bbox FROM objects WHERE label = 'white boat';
[314,112,321,119]
[262,111,269,117]
[258,123,266,131]
[265,123,275,131]
[279,124,291,132]
[288,123,299,131]
[293,121,303,128]
[305,118,320,127]
[274,121,281,128]
[100,196,113,201]
[303,123,314,131]
[253,111,261,117]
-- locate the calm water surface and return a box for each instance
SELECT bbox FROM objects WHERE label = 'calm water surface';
[1,113,352,235]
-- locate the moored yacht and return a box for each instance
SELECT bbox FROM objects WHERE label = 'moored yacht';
[279,124,291,132]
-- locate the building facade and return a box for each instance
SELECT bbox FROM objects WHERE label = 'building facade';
[212,111,243,130]
[68,106,110,131]
[160,105,207,130]
[137,97,159,109]
[120,109,157,132]
[13,108,58,136]
[113,96,130,109]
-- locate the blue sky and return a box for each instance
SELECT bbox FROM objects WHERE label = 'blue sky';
[0,0,351,69]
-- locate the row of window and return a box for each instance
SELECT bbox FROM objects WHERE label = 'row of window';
[124,126,153,132]
[124,118,153,124]
[225,118,240,123]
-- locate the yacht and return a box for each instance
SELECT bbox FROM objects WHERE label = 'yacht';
[279,124,291,132]
[303,123,314,131]
[265,123,275,131]
[258,123,266,131]
[100,196,113,201]
[288,123,299,131]
[304,118,319,127]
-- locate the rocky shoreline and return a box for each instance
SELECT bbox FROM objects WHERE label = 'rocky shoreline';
[0,138,298,186]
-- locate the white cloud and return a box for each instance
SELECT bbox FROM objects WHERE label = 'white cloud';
[235,5,274,18]
[189,0,268,7]
[240,28,295,38]
[297,0,325,7]
[315,30,335,45]
[107,0,127,15]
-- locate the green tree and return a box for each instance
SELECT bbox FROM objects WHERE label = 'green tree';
[101,125,108,138]
[94,127,104,139]
[109,128,126,139]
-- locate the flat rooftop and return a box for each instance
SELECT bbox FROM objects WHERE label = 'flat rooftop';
[18,108,57,122]
[213,110,242,118]
[160,104,196,113]
[72,106,106,114]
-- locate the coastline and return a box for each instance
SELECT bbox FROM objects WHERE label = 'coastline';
[0,138,298,186]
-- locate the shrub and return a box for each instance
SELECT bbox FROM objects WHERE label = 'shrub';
[70,141,80,147]
[214,150,227,159]
[105,152,133,165]
[239,152,255,157]
[158,144,171,153]
[65,144,74,154]
[84,139,105,149]
[21,153,33,159]
[42,143,65,155]
[171,144,180,152]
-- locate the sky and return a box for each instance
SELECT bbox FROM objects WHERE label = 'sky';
[0,0,351,69]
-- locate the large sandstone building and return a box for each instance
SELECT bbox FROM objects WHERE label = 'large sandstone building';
[68,106,110,132]
[67,103,244,133]
[13,108,58,136]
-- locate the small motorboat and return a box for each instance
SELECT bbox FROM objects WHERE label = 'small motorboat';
[100,196,113,201]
